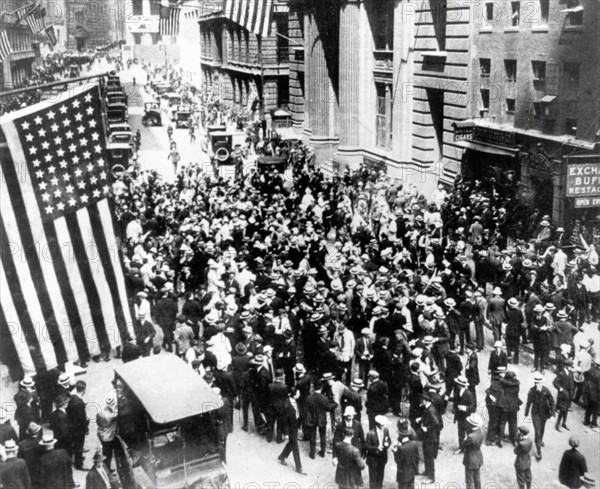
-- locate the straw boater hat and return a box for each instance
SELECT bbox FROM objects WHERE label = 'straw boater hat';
[492,287,502,295]
[508,298,519,308]
[467,413,484,428]
[455,375,468,387]
[351,378,364,389]
[40,434,57,448]
[293,363,306,374]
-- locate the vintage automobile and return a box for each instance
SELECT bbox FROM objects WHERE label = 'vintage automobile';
[114,355,230,489]
[107,102,128,124]
[269,107,298,142]
[68,64,81,78]
[175,105,192,129]
[109,131,135,152]
[256,155,285,174]
[108,122,132,135]
[142,102,162,126]
[108,142,133,176]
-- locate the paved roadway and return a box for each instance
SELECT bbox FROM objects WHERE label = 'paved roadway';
[4,66,599,488]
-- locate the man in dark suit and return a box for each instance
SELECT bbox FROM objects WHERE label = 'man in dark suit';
[524,373,555,460]
[305,380,336,459]
[514,426,533,489]
[293,363,311,439]
[488,341,509,375]
[67,380,89,470]
[559,436,588,489]
[334,427,365,489]
[365,370,388,430]
[445,347,463,399]
[465,343,480,405]
[354,328,374,384]
[419,393,441,484]
[365,415,391,489]
[277,397,306,475]
[0,408,18,445]
[341,379,364,422]
[333,406,365,457]
[463,414,485,489]
[267,370,289,443]
[86,450,117,489]
[393,424,419,489]
[49,393,71,455]
[18,422,43,489]
[39,434,75,489]
[453,375,475,453]
[407,363,423,431]
[0,439,31,489]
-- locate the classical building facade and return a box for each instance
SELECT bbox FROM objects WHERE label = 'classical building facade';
[0,0,40,89]
[197,0,290,116]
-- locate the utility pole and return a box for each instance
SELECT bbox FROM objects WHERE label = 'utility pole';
[258,35,266,139]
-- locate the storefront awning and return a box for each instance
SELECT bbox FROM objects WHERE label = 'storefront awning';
[456,140,518,157]
[540,95,556,103]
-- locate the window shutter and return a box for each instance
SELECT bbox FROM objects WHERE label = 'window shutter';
[545,62,559,95]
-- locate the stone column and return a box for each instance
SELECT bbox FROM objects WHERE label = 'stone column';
[304,8,339,162]
[334,0,361,169]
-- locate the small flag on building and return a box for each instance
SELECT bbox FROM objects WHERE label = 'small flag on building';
[223,0,274,37]
[45,25,57,47]
[0,28,12,62]
[159,4,180,37]
[0,85,135,377]
[23,3,47,35]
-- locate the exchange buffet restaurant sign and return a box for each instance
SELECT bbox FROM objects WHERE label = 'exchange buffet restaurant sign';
[566,156,600,208]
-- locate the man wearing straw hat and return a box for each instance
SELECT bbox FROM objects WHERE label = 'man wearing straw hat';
[463,413,485,489]
[18,422,42,488]
[39,433,75,489]
[0,439,31,489]
[365,415,391,489]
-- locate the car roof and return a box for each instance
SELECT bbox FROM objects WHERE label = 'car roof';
[114,355,223,423]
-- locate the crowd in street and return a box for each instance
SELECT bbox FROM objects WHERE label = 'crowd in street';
[1,73,600,489]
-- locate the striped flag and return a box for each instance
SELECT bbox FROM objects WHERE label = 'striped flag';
[23,3,47,35]
[45,24,56,47]
[13,2,36,23]
[0,28,12,62]
[0,85,135,377]
[160,4,181,37]
[223,0,274,37]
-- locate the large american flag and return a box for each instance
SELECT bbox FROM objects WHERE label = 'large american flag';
[22,3,47,35]
[0,85,135,377]
[160,4,181,37]
[223,0,274,38]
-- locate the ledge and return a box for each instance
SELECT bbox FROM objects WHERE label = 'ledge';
[479,26,493,33]
[504,27,520,33]
[531,24,549,32]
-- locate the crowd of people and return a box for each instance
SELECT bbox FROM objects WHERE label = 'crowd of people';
[1,67,599,489]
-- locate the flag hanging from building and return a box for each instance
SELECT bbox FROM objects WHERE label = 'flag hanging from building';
[23,3,47,35]
[45,25,56,47]
[13,2,36,23]
[160,4,181,37]
[223,0,274,37]
[0,28,12,62]
[0,85,135,377]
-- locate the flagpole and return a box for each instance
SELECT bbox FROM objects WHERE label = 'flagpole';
[0,72,112,98]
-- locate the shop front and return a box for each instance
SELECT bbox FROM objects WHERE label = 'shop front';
[453,120,600,228]
[565,156,600,246]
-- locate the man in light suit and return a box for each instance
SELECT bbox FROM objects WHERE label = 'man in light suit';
[365,415,391,489]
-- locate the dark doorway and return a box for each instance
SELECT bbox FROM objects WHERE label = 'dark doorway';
[427,88,445,162]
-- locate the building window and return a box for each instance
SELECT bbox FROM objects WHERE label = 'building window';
[505,59,517,82]
[506,98,516,113]
[540,0,549,23]
[565,0,583,26]
[376,83,392,149]
[563,62,580,86]
[511,2,520,26]
[485,2,494,22]
[480,89,490,111]
[532,61,546,81]
[480,58,491,76]
[533,102,543,118]
[565,117,577,136]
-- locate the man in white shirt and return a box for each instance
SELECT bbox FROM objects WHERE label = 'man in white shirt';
[334,323,356,385]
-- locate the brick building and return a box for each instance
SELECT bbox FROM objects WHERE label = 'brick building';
[453,0,600,225]
[198,0,290,116]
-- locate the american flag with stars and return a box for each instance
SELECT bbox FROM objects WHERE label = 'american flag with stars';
[0,85,135,377]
